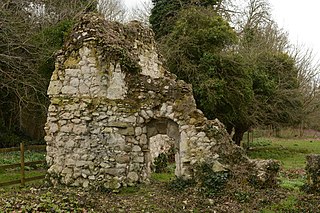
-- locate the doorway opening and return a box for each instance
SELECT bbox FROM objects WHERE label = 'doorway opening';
[145,118,182,179]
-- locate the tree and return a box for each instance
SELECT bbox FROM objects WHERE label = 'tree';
[0,1,48,143]
[0,0,96,145]
[98,0,127,21]
[237,0,303,131]
[156,6,256,145]
[150,0,228,40]
[290,47,320,134]
[151,0,305,145]
[129,0,153,25]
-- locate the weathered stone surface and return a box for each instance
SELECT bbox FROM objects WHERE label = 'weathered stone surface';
[118,127,135,136]
[47,81,62,95]
[108,122,130,128]
[305,154,320,191]
[115,155,130,164]
[106,63,127,100]
[211,160,228,172]
[45,13,255,190]
[127,172,139,183]
[248,159,280,188]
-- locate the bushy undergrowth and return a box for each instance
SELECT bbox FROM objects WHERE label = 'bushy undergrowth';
[195,163,231,196]
[153,153,168,173]
[168,177,195,191]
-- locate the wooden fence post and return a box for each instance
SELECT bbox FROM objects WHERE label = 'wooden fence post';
[20,143,25,186]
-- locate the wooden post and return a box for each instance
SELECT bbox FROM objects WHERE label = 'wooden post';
[20,143,25,186]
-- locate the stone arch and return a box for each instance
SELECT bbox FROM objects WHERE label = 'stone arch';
[145,118,183,177]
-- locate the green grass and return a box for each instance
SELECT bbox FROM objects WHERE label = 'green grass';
[0,151,46,165]
[247,138,320,169]
[151,172,175,182]
[151,162,176,182]
[261,195,298,212]
[0,170,45,183]
[0,151,46,187]
[279,178,304,191]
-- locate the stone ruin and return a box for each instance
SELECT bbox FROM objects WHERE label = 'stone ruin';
[44,14,278,189]
[305,154,320,191]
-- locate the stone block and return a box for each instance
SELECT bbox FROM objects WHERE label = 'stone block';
[118,127,135,136]
[135,127,142,136]
[49,123,59,133]
[132,145,142,152]
[61,86,78,95]
[105,168,120,176]
[65,159,76,166]
[47,81,62,95]
[65,69,80,77]
[79,84,89,94]
[60,124,73,133]
[127,172,139,182]
[48,105,57,112]
[140,110,149,119]
[70,78,80,87]
[306,154,320,191]
[65,140,75,149]
[76,161,87,167]
[122,116,136,123]
[83,180,90,188]
[61,167,73,175]
[115,155,130,163]
[133,156,144,163]
[248,159,280,188]
[108,122,130,128]
[103,127,113,133]
[139,134,148,145]
[146,110,154,118]
[44,136,53,142]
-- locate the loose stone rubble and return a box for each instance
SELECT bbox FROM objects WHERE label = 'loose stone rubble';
[248,159,280,188]
[45,14,279,190]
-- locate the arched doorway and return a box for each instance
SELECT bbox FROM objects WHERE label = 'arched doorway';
[145,118,182,178]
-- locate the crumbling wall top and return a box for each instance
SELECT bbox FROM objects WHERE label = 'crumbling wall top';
[56,13,166,78]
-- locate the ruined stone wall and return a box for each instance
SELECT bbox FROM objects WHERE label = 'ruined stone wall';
[45,14,249,189]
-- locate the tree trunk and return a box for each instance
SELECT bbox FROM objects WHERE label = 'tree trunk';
[232,127,247,146]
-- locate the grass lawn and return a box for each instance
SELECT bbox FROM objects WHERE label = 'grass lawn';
[247,137,320,169]
[246,137,320,212]
[0,150,46,187]
[0,150,45,165]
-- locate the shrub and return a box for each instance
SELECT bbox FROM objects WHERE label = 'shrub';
[153,153,168,173]
[195,163,231,196]
[168,177,195,191]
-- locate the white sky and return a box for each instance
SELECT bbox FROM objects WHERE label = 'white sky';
[123,0,141,9]
[269,0,320,58]
[124,0,320,61]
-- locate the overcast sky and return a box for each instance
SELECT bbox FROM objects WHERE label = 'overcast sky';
[269,0,320,58]
[124,0,320,60]
[123,0,141,9]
